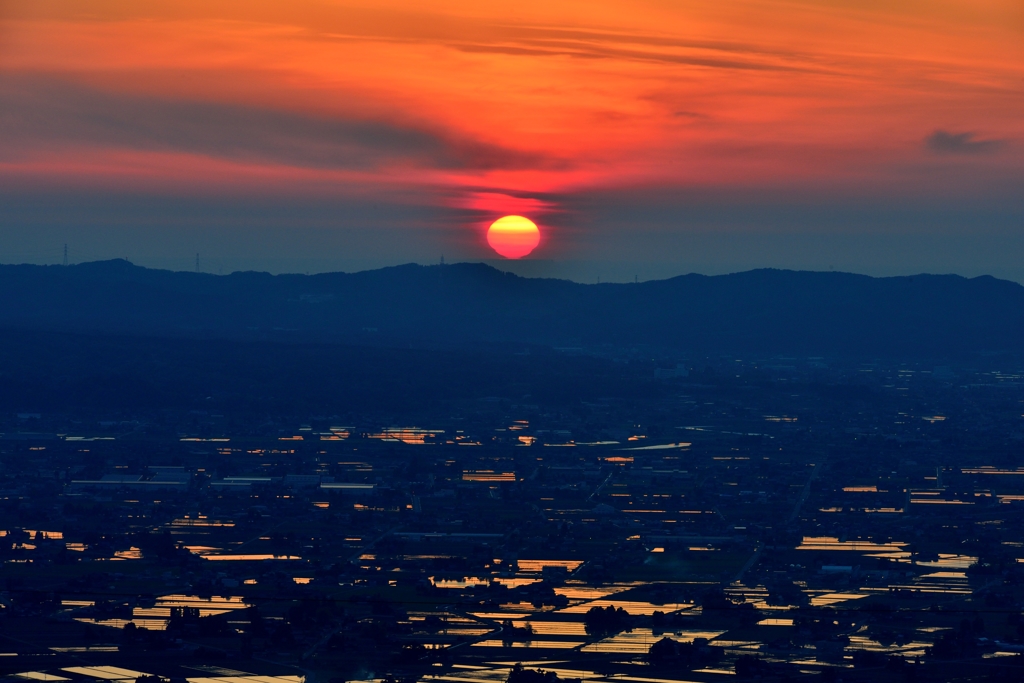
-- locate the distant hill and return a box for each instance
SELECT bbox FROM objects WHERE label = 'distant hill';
[1,259,1022,356]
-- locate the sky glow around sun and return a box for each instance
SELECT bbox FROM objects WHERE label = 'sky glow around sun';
[0,1,1022,276]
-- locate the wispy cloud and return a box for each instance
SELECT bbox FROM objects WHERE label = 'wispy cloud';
[450,40,818,72]
[926,130,1005,155]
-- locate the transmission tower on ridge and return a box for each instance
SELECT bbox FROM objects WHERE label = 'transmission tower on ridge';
[63,244,68,267]
[195,253,200,273]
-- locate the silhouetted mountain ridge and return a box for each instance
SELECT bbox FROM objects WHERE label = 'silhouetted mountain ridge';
[1,259,1021,355]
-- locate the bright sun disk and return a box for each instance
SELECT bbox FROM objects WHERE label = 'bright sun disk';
[487,216,540,259]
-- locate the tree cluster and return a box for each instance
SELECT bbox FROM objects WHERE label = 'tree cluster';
[583,605,630,637]
[647,636,721,670]
[506,664,560,683]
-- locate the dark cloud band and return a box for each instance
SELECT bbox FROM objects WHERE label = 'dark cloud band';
[0,74,537,172]
[926,130,1005,155]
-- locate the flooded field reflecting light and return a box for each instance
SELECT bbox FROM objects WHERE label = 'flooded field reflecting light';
[554,584,632,601]
[581,628,726,653]
[472,640,583,649]
[74,594,251,632]
[516,560,584,574]
[520,621,589,636]
[431,577,540,589]
[559,599,694,616]
[797,537,908,552]
[807,591,870,607]
[915,554,977,569]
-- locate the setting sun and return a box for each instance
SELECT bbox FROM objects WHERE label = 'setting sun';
[486,216,541,259]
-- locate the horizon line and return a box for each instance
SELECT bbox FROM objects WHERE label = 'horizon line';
[0,257,1005,286]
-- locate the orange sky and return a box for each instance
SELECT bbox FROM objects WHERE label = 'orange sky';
[0,0,1022,273]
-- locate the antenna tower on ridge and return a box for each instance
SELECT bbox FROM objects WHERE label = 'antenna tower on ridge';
[63,244,68,267]
[195,253,200,273]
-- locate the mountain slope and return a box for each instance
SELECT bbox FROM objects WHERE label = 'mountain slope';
[1,260,1021,355]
